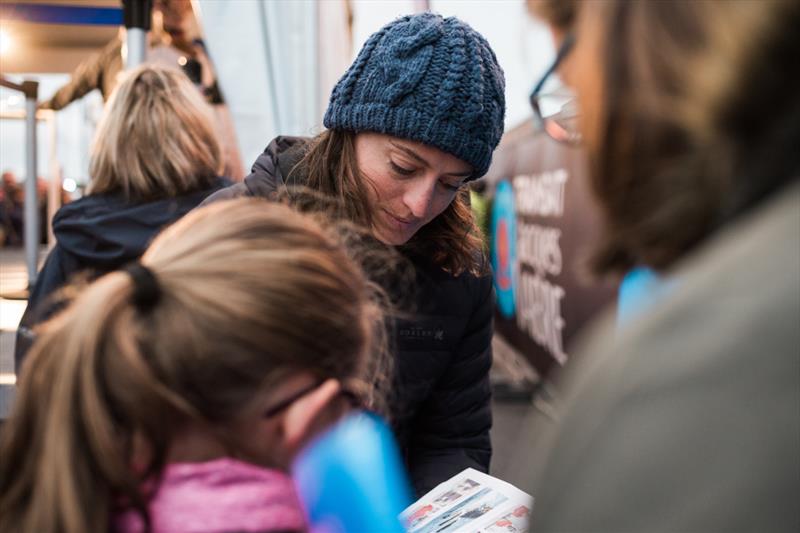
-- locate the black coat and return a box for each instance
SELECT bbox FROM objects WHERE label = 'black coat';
[15,178,230,368]
[203,138,494,495]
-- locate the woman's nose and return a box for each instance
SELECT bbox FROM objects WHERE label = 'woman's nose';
[402,178,436,219]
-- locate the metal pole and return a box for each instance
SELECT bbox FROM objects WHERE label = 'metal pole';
[413,0,431,12]
[22,81,39,287]
[47,114,60,247]
[123,0,152,68]
[258,0,283,133]
[309,1,320,127]
[126,27,147,67]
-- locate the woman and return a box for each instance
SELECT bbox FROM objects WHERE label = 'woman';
[0,199,387,533]
[15,64,230,367]
[205,12,506,494]
[525,1,800,530]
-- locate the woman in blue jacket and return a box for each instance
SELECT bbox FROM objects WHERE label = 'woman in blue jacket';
[15,64,230,367]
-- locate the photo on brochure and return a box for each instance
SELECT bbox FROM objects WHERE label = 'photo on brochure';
[405,478,482,530]
[477,505,531,532]
[402,469,533,533]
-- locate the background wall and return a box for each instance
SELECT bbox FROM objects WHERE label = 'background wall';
[198,0,556,172]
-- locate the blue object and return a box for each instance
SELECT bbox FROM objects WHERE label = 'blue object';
[292,411,413,533]
[323,13,506,178]
[491,180,517,318]
[617,267,676,328]
[0,3,123,26]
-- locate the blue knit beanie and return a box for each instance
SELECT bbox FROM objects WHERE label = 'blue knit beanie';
[324,13,506,179]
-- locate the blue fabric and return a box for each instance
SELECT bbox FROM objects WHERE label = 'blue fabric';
[617,267,676,328]
[324,13,506,178]
[491,180,517,318]
[293,412,413,533]
[51,179,230,267]
[0,4,122,26]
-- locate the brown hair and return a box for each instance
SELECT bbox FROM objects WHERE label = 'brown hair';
[294,129,487,276]
[576,0,800,276]
[0,199,388,533]
[88,64,223,200]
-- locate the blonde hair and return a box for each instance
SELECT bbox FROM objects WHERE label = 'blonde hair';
[0,199,388,533]
[87,64,223,200]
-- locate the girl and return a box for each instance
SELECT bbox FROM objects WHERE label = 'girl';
[16,64,230,367]
[205,12,506,495]
[0,199,386,533]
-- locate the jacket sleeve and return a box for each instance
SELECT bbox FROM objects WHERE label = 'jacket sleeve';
[199,181,252,206]
[200,137,292,205]
[14,246,75,372]
[406,273,495,496]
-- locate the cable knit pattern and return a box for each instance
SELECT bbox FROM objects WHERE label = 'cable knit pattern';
[324,12,505,178]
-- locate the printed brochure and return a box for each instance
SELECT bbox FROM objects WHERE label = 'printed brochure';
[401,469,532,533]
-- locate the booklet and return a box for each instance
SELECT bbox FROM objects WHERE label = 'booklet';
[401,469,533,533]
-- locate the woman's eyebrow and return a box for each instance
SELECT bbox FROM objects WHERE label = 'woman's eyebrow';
[389,141,428,166]
[388,141,472,177]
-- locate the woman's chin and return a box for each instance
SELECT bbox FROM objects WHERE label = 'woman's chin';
[373,226,414,246]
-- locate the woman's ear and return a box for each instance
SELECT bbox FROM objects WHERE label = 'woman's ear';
[281,379,341,451]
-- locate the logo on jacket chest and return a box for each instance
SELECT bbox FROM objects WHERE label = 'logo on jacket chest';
[398,325,446,341]
[395,317,465,352]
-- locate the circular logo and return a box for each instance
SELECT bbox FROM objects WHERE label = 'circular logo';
[491,180,517,318]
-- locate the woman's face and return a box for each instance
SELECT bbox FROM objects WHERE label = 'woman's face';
[355,132,473,245]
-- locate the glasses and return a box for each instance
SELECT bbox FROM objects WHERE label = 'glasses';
[262,379,363,419]
[529,33,581,145]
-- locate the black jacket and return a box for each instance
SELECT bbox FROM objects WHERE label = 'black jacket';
[15,178,230,368]
[203,138,494,495]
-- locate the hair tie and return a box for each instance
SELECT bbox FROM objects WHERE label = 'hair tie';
[122,262,161,312]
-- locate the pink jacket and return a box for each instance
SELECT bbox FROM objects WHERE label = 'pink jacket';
[115,457,307,533]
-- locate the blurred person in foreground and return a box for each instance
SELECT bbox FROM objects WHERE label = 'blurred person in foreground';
[526,0,671,327]
[14,64,230,370]
[0,199,387,533]
[525,0,800,531]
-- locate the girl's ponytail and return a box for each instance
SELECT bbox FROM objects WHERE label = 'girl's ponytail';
[0,269,193,533]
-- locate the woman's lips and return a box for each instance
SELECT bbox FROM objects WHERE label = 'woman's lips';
[375,209,421,244]
[386,210,411,224]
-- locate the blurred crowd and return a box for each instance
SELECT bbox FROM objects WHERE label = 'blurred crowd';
[0,170,71,247]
